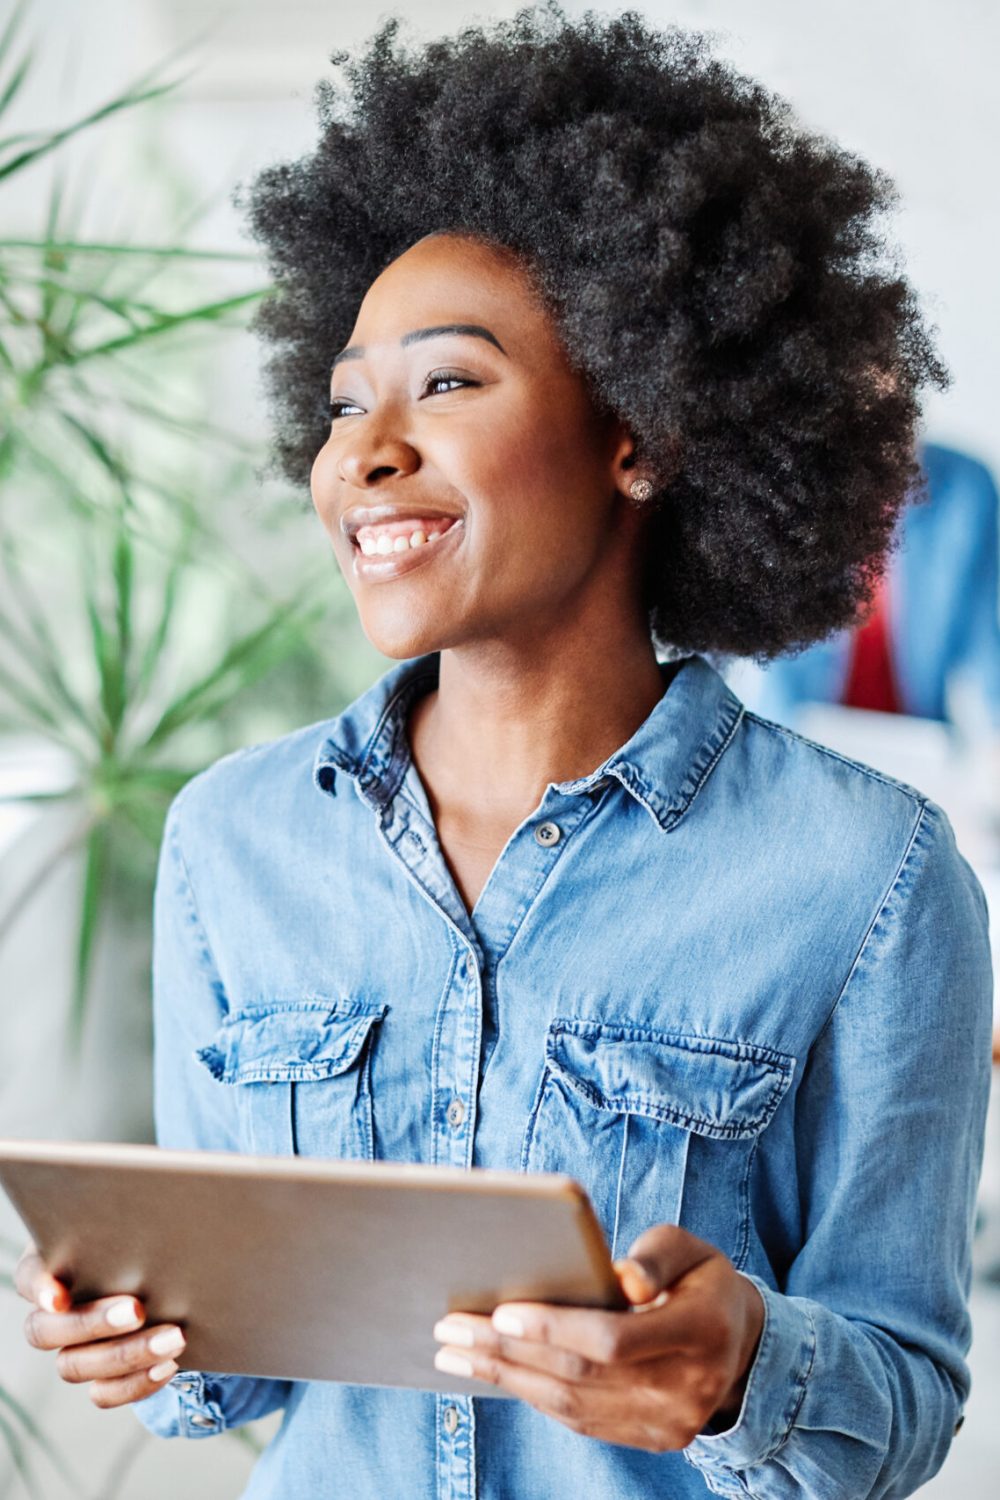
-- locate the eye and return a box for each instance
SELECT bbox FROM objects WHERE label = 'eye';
[329,398,362,421]
[422,369,479,397]
[328,369,480,420]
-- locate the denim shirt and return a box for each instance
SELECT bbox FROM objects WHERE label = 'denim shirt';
[133,651,993,1500]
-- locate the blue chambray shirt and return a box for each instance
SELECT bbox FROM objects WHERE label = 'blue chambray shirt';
[133,650,993,1499]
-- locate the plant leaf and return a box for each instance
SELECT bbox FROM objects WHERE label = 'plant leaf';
[0,1404,42,1500]
[0,533,97,743]
[68,819,110,1051]
[139,601,322,752]
[0,44,34,125]
[0,1,28,71]
[0,238,258,261]
[0,1383,78,1488]
[0,68,190,182]
[66,287,269,364]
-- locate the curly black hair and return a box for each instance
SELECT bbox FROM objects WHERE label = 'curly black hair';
[240,2,947,660]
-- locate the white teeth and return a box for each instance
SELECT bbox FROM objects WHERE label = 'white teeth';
[356,520,460,559]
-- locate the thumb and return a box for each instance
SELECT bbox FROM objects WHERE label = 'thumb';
[614,1224,718,1306]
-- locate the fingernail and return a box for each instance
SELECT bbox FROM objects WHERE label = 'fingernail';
[148,1327,185,1357]
[106,1298,140,1328]
[491,1308,524,1338]
[433,1318,475,1347]
[148,1360,178,1383]
[434,1348,474,1378]
[38,1285,59,1314]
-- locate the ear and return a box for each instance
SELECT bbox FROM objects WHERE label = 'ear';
[609,424,656,503]
[609,423,684,503]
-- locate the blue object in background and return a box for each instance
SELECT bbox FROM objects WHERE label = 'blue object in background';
[742,443,1000,730]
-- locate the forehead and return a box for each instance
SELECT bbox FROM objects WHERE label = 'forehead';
[348,232,558,357]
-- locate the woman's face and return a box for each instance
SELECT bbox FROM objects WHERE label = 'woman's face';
[310,232,643,659]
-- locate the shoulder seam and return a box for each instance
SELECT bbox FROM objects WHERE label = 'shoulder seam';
[742,710,928,805]
[813,800,935,1048]
[163,800,229,1008]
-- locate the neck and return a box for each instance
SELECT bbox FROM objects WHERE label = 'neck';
[407,608,666,823]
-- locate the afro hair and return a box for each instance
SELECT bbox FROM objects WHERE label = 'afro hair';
[240,2,947,659]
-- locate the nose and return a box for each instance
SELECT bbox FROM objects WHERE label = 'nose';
[336,411,420,490]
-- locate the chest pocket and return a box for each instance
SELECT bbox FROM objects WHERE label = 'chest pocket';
[195,1000,387,1160]
[520,1019,795,1265]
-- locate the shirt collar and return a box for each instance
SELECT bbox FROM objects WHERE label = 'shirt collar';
[312,651,744,832]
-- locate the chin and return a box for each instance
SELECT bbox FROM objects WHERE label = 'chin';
[357,607,455,662]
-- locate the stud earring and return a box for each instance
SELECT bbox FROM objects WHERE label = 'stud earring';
[628,477,654,504]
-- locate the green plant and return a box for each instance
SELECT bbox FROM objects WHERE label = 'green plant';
[0,6,385,1489]
[0,2,375,1058]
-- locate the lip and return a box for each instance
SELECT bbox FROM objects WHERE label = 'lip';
[351,517,466,582]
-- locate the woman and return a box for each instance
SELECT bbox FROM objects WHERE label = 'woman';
[16,7,993,1497]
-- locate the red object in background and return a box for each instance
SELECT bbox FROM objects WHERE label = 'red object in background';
[841,571,903,713]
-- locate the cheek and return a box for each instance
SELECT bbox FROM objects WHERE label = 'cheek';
[461,401,600,542]
[309,441,337,526]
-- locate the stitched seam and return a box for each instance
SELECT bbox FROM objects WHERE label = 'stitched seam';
[519,1065,552,1172]
[743,711,928,804]
[357,670,438,786]
[167,800,228,999]
[218,1001,387,1024]
[733,1136,758,1271]
[197,1012,386,1083]
[813,801,930,1048]
[550,1018,796,1072]
[610,1114,629,1259]
[665,701,746,831]
[546,1021,794,1134]
[489,788,607,970]
[549,1074,776,1137]
[757,1299,817,1465]
[429,946,461,1167]
[203,1060,370,1084]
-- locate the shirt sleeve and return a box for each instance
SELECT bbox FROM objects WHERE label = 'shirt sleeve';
[685,799,993,1499]
[132,790,294,1439]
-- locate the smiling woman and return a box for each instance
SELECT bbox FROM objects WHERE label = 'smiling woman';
[15,5,993,1500]
[312,231,653,683]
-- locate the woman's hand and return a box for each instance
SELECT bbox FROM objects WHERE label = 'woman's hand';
[15,1242,187,1408]
[433,1224,764,1452]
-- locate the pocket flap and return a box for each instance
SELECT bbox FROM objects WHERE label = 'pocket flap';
[196,1001,387,1084]
[546,1020,794,1139]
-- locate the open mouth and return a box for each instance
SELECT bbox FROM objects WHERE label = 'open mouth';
[350,515,465,579]
[352,515,461,557]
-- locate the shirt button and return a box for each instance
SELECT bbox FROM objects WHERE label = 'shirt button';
[443,1404,460,1435]
[188,1413,216,1429]
[175,1378,197,1393]
[535,820,561,847]
[446,1098,466,1129]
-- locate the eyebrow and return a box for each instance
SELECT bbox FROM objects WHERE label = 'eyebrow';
[331,324,507,370]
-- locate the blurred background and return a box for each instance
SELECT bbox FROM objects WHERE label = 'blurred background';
[0,1,996,1495]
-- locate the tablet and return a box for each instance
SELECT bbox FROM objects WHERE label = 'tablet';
[0,1140,625,1397]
